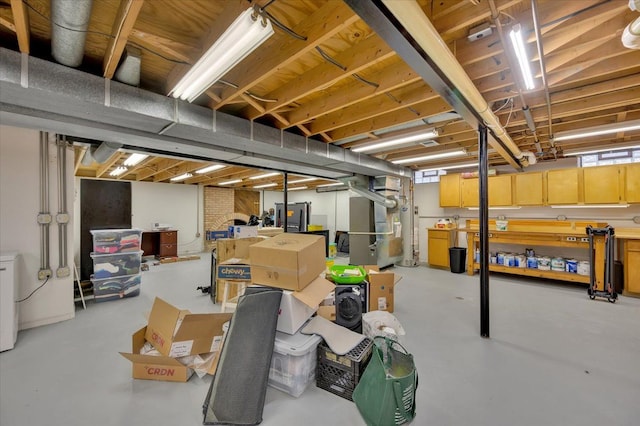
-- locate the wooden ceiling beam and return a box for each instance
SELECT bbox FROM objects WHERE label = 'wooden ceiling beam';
[198,169,260,187]
[246,34,395,120]
[214,1,359,108]
[285,60,420,128]
[153,160,197,182]
[542,35,617,76]
[547,50,640,87]
[129,28,196,64]
[118,156,155,180]
[309,82,438,135]
[136,158,181,180]
[74,146,87,174]
[103,0,145,79]
[10,0,29,54]
[0,15,16,33]
[327,97,452,141]
[433,0,522,40]
[96,152,124,178]
[530,5,627,57]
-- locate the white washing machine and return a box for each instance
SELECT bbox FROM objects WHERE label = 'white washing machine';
[0,252,19,351]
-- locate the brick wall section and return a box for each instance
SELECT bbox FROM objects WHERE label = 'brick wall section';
[204,187,234,251]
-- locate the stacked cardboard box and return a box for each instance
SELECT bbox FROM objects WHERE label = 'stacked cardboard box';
[250,233,334,335]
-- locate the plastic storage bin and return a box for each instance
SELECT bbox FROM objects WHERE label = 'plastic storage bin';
[90,251,143,278]
[91,273,141,303]
[329,265,366,284]
[90,229,142,254]
[268,330,322,397]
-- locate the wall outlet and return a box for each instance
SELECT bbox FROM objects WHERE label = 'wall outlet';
[38,269,52,280]
[566,236,577,242]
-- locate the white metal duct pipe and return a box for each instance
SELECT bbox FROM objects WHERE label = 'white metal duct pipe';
[51,0,94,67]
[622,17,640,49]
[56,135,70,278]
[92,141,122,163]
[345,181,398,210]
[381,0,526,165]
[38,132,52,279]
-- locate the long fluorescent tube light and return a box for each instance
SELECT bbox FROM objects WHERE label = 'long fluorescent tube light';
[564,143,640,157]
[219,179,242,185]
[250,172,280,180]
[170,173,193,182]
[170,7,274,102]
[392,149,467,164]
[287,186,308,191]
[509,24,535,90]
[123,153,148,166]
[254,183,277,189]
[289,177,317,184]
[550,204,629,209]
[196,164,226,174]
[317,182,345,187]
[352,129,439,153]
[419,162,478,173]
[555,120,640,142]
[109,166,128,177]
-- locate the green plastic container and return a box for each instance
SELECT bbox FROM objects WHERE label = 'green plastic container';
[329,265,366,284]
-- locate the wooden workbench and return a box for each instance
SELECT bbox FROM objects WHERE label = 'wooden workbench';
[459,219,608,287]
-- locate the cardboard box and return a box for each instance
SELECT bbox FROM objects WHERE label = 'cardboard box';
[216,238,262,303]
[217,258,251,280]
[367,271,402,313]
[317,305,336,322]
[250,233,325,291]
[276,276,334,334]
[229,225,259,239]
[120,298,232,382]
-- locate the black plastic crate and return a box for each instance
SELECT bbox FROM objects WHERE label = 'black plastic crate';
[316,338,373,401]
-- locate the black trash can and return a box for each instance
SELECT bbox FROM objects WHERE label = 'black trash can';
[449,247,466,273]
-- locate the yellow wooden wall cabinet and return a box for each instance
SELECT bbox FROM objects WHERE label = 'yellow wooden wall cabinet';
[438,163,638,207]
[625,163,640,203]
[583,165,622,204]
[514,172,544,206]
[546,168,581,205]
[439,173,461,207]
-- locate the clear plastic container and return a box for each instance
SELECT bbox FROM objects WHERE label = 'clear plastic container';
[90,273,141,303]
[268,329,321,397]
[90,229,142,254]
[90,251,143,278]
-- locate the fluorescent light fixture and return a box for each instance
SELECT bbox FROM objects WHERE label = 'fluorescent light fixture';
[352,128,439,153]
[564,143,640,157]
[317,182,345,188]
[289,177,317,184]
[170,7,274,102]
[418,162,478,173]
[555,120,640,142]
[287,186,308,191]
[392,149,467,164]
[550,204,629,209]
[123,153,148,166]
[109,166,128,177]
[196,164,226,174]
[509,24,535,90]
[170,173,193,182]
[218,179,242,185]
[254,183,277,189]
[249,172,280,180]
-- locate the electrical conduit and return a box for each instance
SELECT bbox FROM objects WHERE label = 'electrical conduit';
[56,135,70,278]
[38,132,52,280]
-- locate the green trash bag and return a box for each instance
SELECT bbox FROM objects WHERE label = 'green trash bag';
[352,337,418,426]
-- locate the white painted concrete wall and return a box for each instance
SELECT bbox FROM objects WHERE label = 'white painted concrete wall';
[0,126,75,330]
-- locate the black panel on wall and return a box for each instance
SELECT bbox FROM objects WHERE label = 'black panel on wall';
[80,179,132,280]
